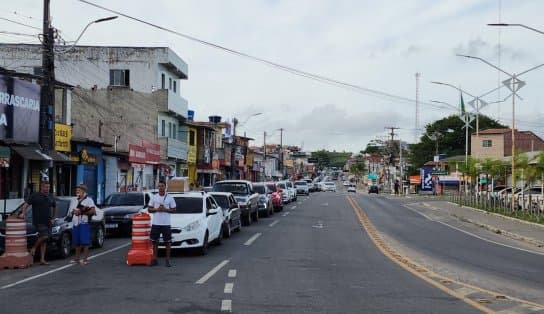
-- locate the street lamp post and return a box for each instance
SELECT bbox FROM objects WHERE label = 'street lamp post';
[488,23,544,35]
[58,16,118,53]
[457,54,544,210]
[230,113,262,179]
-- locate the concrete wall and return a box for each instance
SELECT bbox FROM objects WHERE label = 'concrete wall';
[471,134,505,159]
[71,87,158,151]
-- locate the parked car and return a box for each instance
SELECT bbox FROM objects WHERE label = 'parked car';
[208,192,242,238]
[294,180,310,195]
[304,179,316,192]
[252,183,274,217]
[102,192,153,236]
[277,181,290,204]
[368,185,379,194]
[147,192,223,255]
[343,181,350,187]
[285,181,297,201]
[264,182,283,211]
[347,184,357,193]
[514,186,544,210]
[0,196,105,258]
[323,182,337,192]
[212,180,259,225]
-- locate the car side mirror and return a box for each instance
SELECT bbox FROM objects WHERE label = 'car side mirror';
[207,210,218,216]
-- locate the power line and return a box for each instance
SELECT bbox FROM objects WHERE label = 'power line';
[0,16,41,30]
[77,0,446,109]
[0,30,39,38]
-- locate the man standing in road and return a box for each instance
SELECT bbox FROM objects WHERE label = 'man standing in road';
[71,184,96,265]
[148,181,176,267]
[19,180,56,265]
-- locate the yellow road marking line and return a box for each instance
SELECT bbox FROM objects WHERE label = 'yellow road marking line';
[346,196,493,314]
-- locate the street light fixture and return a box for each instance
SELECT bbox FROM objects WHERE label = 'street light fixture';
[457,54,544,210]
[488,23,544,35]
[58,16,118,52]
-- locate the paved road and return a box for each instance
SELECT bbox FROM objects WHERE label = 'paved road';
[354,193,544,308]
[0,191,482,313]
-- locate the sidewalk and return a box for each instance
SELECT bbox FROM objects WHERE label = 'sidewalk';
[426,200,544,248]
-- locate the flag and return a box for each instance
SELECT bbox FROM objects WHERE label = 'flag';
[460,92,465,114]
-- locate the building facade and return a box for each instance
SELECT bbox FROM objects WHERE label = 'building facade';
[471,128,544,159]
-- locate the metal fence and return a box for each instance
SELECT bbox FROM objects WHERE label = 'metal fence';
[449,193,544,224]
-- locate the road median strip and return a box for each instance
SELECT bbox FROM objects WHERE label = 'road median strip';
[347,196,544,313]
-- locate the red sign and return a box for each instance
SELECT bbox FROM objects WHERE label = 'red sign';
[142,141,160,164]
[129,144,146,164]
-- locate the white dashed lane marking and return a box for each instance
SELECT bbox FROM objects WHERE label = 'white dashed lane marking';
[269,220,279,227]
[228,269,237,278]
[195,260,230,284]
[282,212,290,217]
[244,233,262,246]
[224,283,234,294]
[221,299,232,312]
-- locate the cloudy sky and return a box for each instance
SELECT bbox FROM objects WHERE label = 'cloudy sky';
[2,0,544,152]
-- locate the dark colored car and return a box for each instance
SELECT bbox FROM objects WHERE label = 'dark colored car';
[252,183,274,217]
[368,185,380,194]
[102,192,152,236]
[0,197,105,259]
[208,192,242,238]
[212,180,259,225]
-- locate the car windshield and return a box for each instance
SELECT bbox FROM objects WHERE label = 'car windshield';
[104,193,144,206]
[295,181,307,186]
[278,183,286,189]
[253,185,266,194]
[266,184,276,191]
[54,199,71,218]
[213,183,249,195]
[173,197,203,214]
[212,195,229,209]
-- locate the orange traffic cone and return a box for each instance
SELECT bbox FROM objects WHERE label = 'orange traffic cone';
[0,216,33,269]
[126,212,153,266]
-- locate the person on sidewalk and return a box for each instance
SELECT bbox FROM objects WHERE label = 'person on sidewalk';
[70,184,96,266]
[18,180,56,265]
[148,181,176,267]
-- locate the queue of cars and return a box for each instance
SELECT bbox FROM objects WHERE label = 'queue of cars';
[0,177,334,259]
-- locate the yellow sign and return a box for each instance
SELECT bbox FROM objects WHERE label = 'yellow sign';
[55,124,72,152]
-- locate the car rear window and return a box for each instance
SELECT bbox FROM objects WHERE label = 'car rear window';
[213,183,249,195]
[266,184,276,191]
[212,195,229,209]
[104,193,144,206]
[253,185,266,194]
[295,181,307,186]
[173,197,203,214]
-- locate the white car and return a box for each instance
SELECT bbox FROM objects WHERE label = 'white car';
[286,181,297,201]
[294,180,310,195]
[149,192,224,255]
[323,182,337,192]
[347,184,357,193]
[343,181,350,187]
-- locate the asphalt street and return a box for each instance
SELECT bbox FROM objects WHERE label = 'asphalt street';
[1,190,487,314]
[354,193,544,308]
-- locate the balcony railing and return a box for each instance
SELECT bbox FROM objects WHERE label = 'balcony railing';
[159,137,188,160]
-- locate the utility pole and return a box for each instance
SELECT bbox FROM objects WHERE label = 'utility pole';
[415,72,420,142]
[40,0,55,180]
[384,126,399,193]
[263,131,267,181]
[230,118,238,179]
[279,128,284,178]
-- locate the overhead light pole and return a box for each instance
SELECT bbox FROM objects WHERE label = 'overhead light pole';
[457,54,544,210]
[488,23,544,35]
[58,16,118,53]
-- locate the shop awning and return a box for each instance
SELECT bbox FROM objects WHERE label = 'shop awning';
[12,146,71,162]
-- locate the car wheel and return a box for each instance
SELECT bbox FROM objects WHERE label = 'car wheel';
[58,232,72,259]
[235,218,242,232]
[92,226,105,248]
[199,232,209,255]
[223,222,232,238]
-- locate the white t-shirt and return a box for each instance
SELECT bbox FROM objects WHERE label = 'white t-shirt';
[72,196,96,225]
[148,193,177,226]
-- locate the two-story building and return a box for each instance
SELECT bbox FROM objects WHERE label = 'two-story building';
[471,128,544,159]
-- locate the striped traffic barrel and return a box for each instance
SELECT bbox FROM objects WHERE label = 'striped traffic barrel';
[126,212,154,266]
[0,216,33,269]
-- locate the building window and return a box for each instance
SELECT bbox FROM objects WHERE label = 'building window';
[161,73,165,89]
[172,124,177,140]
[189,130,195,146]
[168,122,172,138]
[169,78,172,90]
[173,80,177,93]
[482,139,492,147]
[109,69,130,86]
[161,120,165,137]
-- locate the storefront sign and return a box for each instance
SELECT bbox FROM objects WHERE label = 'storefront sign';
[129,144,146,164]
[420,168,433,192]
[142,140,160,164]
[0,74,40,143]
[54,124,72,152]
[80,147,97,164]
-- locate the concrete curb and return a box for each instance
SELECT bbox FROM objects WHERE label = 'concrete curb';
[445,201,544,230]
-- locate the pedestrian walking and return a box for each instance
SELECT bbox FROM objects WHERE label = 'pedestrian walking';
[70,184,96,265]
[394,180,400,195]
[18,180,56,265]
[148,181,176,267]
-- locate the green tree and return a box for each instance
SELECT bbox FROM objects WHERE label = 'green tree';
[407,114,505,175]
